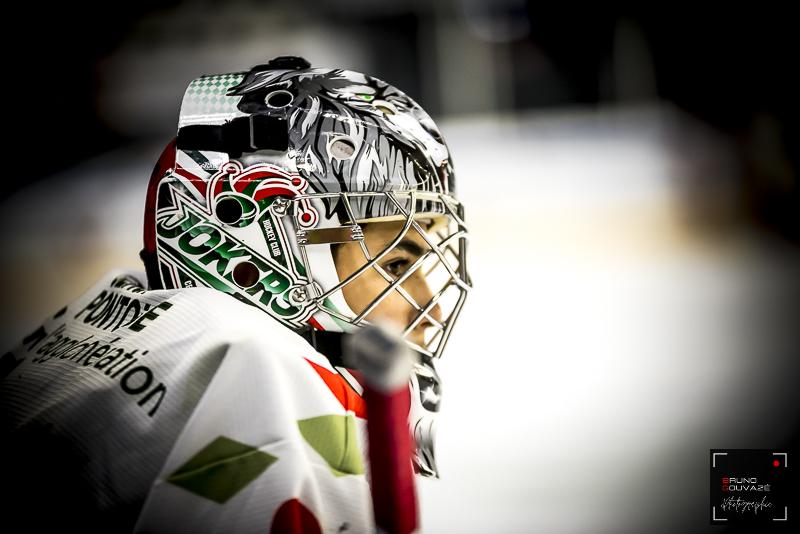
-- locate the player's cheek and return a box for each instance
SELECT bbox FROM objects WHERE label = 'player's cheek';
[366,289,406,325]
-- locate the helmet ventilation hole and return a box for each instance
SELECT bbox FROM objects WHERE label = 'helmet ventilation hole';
[265,90,294,108]
[216,197,243,224]
[329,138,355,159]
[232,261,260,288]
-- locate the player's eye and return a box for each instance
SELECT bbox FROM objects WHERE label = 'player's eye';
[383,258,410,278]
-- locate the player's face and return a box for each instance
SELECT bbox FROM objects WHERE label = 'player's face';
[333,221,442,347]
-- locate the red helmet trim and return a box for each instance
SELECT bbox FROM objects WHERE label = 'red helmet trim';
[141,138,177,289]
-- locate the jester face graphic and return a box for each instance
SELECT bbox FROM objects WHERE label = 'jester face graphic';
[227,68,454,222]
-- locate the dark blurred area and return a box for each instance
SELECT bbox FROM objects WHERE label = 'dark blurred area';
[4,0,796,241]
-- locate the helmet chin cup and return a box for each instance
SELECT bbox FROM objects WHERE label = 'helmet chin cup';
[409,355,442,478]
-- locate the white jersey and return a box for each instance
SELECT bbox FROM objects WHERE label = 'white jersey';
[1,269,373,533]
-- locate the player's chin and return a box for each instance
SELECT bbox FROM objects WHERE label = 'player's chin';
[410,321,438,348]
[407,329,428,350]
[408,336,425,348]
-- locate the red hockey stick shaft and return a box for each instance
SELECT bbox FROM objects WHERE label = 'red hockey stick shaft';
[345,324,419,534]
[364,382,418,534]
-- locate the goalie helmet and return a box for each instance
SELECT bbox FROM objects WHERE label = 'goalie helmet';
[141,57,471,477]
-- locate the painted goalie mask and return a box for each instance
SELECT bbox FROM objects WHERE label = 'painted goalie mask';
[141,57,471,477]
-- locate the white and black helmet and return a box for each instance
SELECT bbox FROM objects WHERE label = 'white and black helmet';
[141,57,471,476]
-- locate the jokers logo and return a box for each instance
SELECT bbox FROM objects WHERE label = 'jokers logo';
[155,191,311,326]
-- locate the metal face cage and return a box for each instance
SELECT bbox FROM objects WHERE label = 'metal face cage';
[292,190,471,360]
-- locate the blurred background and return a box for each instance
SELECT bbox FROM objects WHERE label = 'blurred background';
[1,1,797,532]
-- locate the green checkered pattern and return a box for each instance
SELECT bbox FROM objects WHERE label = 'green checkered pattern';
[179,73,247,127]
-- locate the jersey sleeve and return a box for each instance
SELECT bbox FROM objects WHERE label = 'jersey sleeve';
[132,335,373,534]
